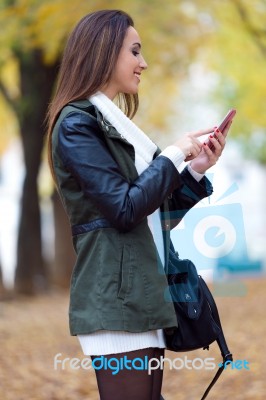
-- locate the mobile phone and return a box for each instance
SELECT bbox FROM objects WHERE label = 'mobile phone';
[218,108,236,133]
[207,108,236,150]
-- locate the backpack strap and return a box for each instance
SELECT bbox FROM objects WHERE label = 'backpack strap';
[200,278,232,359]
[200,352,233,400]
[199,277,233,399]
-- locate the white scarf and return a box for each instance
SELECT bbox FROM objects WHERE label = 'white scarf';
[89,92,157,175]
[89,92,165,267]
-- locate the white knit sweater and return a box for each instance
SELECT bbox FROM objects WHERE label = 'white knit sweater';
[77,93,203,355]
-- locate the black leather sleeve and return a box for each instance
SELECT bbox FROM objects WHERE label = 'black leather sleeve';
[163,167,214,229]
[57,111,184,232]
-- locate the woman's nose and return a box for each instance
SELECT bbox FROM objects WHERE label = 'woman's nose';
[140,55,148,70]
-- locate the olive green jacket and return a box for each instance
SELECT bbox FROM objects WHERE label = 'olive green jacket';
[52,100,213,335]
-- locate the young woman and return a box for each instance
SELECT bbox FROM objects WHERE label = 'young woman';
[47,9,230,400]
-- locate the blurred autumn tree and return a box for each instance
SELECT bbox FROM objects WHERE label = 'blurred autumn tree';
[0,259,3,294]
[0,0,265,294]
[0,0,78,294]
[197,0,266,163]
[0,0,213,295]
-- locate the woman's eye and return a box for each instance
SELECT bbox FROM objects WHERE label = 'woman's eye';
[132,50,140,56]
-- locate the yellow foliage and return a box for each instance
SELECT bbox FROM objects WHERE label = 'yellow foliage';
[0,95,18,154]
[0,55,20,99]
[0,0,211,137]
[200,0,266,135]
[0,57,19,153]
[0,0,266,156]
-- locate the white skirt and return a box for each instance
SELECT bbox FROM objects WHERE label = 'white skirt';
[78,329,166,356]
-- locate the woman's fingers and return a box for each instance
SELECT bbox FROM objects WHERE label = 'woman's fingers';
[184,140,203,161]
[187,116,233,140]
[222,120,233,138]
[187,127,215,138]
[174,120,232,161]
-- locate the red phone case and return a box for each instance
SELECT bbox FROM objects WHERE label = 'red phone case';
[218,109,236,133]
[207,109,236,150]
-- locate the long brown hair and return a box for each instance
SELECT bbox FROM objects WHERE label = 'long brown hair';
[47,9,138,176]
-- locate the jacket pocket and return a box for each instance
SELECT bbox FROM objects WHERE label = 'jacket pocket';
[117,244,132,300]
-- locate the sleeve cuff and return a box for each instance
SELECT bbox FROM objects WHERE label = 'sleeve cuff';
[159,146,185,170]
[187,163,205,182]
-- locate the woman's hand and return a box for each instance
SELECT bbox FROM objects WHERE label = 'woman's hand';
[173,127,215,161]
[190,121,232,174]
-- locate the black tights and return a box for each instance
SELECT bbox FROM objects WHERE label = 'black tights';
[91,348,164,400]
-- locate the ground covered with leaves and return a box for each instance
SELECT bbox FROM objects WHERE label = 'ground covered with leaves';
[0,277,265,399]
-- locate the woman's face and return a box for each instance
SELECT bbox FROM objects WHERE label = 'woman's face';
[102,26,148,99]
